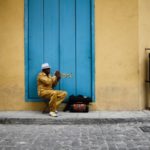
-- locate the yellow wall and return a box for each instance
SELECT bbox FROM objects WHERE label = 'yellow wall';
[0,0,149,110]
[0,0,45,110]
[95,0,139,110]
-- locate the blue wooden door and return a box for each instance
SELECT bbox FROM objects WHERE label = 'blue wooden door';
[26,0,94,101]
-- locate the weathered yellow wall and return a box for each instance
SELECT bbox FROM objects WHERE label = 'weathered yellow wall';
[139,0,150,109]
[0,0,149,110]
[0,0,45,110]
[95,0,140,110]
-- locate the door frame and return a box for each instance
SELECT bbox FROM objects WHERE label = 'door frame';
[24,0,95,102]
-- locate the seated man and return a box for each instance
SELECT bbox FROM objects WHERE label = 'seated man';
[37,63,67,117]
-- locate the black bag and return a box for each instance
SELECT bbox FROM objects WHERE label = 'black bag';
[63,95,92,112]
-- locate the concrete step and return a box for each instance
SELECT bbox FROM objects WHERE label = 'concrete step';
[1,117,150,125]
[0,111,150,125]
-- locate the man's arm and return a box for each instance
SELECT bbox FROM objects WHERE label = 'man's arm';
[52,71,61,88]
[38,74,51,85]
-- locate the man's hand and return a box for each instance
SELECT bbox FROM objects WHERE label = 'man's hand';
[55,70,61,81]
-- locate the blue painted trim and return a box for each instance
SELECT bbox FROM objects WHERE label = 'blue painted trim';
[25,0,43,102]
[27,98,45,102]
[24,0,29,102]
[91,0,95,101]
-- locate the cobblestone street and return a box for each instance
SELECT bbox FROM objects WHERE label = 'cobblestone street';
[0,123,150,150]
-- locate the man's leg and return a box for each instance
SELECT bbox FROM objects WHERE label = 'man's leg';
[40,90,57,113]
[42,100,50,113]
[49,91,57,112]
[40,90,67,115]
[55,91,67,110]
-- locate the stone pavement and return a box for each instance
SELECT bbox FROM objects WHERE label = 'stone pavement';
[0,123,150,150]
[0,110,150,124]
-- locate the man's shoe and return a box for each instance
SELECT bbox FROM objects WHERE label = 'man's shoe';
[49,112,58,117]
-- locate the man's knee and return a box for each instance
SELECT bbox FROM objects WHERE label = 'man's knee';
[51,91,58,97]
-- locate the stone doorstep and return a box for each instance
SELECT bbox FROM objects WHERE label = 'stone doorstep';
[0,111,150,125]
[0,117,150,125]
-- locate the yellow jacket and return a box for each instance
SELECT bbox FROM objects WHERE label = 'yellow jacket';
[37,72,57,96]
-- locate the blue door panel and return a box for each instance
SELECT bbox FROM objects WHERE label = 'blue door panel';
[44,0,59,72]
[60,0,76,95]
[28,0,43,98]
[44,0,60,90]
[26,0,94,100]
[76,0,91,97]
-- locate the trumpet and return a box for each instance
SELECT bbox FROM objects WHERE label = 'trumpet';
[60,73,73,78]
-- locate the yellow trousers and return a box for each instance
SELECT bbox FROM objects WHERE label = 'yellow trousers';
[40,90,67,112]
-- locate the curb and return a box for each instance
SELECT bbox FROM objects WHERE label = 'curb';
[0,118,150,125]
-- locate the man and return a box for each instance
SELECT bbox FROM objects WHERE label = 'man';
[37,63,67,117]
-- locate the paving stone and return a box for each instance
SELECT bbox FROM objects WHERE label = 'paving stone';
[3,147,17,150]
[138,146,150,150]
[90,145,101,150]
[107,143,117,149]
[81,146,90,150]
[100,144,108,150]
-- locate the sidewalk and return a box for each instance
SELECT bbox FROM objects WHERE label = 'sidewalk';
[0,110,150,125]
